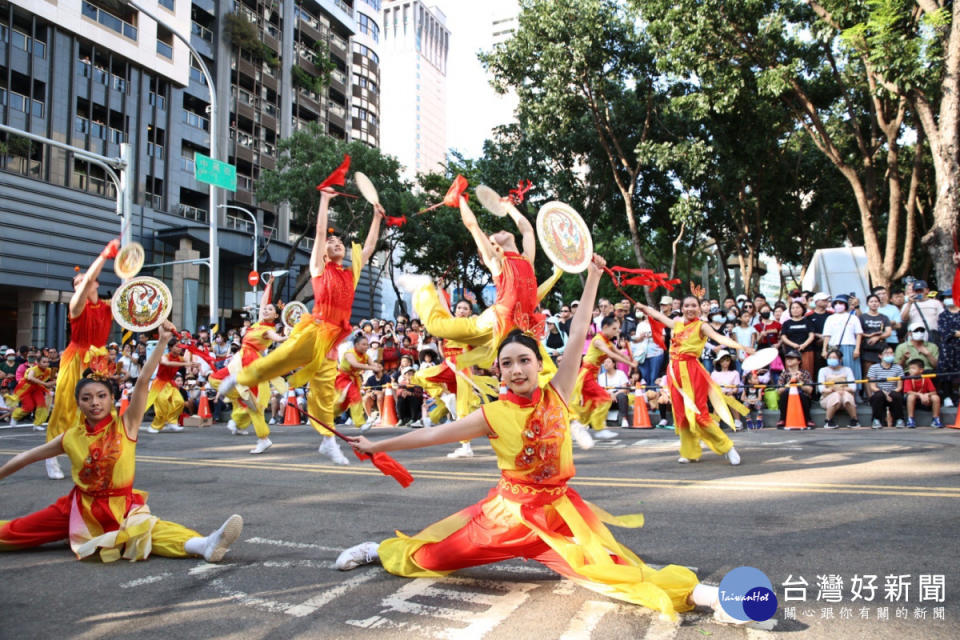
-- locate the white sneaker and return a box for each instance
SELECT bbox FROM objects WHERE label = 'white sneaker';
[725,447,741,466]
[423,417,433,428]
[236,429,250,436]
[335,541,380,571]
[344,417,355,426]
[33,424,46,432]
[9,416,17,426]
[203,514,243,562]
[656,419,668,427]
[217,374,238,399]
[250,438,272,454]
[45,457,65,479]
[268,417,278,425]
[677,457,700,464]
[396,273,432,293]
[360,417,376,433]
[733,419,743,431]
[593,429,617,440]
[408,419,423,428]
[226,419,238,435]
[319,437,350,465]
[571,421,595,450]
[146,426,161,434]
[621,417,630,428]
[165,424,184,432]
[447,443,474,458]
[945,397,955,408]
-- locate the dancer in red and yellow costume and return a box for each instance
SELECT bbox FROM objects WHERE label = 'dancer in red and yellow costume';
[144,342,198,434]
[43,240,118,480]
[570,315,637,447]
[0,321,243,563]
[406,196,562,397]
[8,355,54,430]
[338,256,730,622]
[209,275,287,454]
[636,296,754,465]
[334,333,382,428]
[219,188,384,465]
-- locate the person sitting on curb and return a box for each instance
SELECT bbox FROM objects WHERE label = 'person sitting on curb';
[818,348,859,429]
[903,358,942,428]
[866,345,905,429]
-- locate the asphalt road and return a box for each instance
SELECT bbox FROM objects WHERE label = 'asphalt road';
[0,421,957,639]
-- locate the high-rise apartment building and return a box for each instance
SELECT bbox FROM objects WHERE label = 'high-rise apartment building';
[0,0,381,347]
[379,0,448,178]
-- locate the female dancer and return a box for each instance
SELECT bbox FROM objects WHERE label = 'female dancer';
[636,296,754,465]
[405,196,562,397]
[334,333,382,428]
[571,314,636,446]
[144,341,198,433]
[337,256,728,622]
[8,354,54,430]
[44,240,118,479]
[209,276,286,454]
[220,188,384,464]
[0,321,243,563]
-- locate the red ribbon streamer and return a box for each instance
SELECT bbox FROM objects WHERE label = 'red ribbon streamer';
[509,180,533,205]
[384,215,408,228]
[317,154,350,190]
[286,402,414,487]
[600,266,671,351]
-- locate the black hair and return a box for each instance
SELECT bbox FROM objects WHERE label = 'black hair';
[682,295,700,305]
[866,294,880,304]
[600,315,619,329]
[907,358,926,369]
[827,348,844,361]
[74,369,119,403]
[497,329,543,362]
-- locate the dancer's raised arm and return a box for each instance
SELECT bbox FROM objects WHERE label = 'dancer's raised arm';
[502,200,536,264]
[552,255,605,402]
[70,239,118,318]
[459,197,500,275]
[311,189,337,277]
[124,321,175,436]
[360,203,385,266]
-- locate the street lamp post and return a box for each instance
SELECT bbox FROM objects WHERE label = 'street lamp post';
[217,204,259,294]
[125,0,219,328]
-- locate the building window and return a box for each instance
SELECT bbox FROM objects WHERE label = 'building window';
[157,40,173,58]
[81,1,138,41]
[158,0,175,11]
[358,13,379,42]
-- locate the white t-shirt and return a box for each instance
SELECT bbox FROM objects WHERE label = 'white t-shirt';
[822,312,863,346]
[597,367,629,392]
[635,321,663,357]
[731,326,757,360]
[818,365,856,394]
[901,298,944,331]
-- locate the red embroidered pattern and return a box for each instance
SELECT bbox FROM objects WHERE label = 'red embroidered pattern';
[513,397,566,483]
[78,427,124,493]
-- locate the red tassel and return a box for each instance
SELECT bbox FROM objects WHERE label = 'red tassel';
[354,451,415,487]
[648,316,667,351]
[317,154,351,190]
[509,179,533,205]
[442,174,470,207]
[385,215,408,228]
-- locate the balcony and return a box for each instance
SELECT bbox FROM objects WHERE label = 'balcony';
[183,110,209,131]
[146,142,164,159]
[156,40,173,59]
[226,212,255,233]
[145,193,162,209]
[177,204,208,223]
[236,174,254,192]
[191,21,213,43]
[81,1,137,40]
[1,89,44,118]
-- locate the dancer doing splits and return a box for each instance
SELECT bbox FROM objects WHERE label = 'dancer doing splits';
[0,321,243,563]
[337,256,730,622]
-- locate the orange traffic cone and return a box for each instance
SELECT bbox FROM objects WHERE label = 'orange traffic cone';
[784,384,806,430]
[949,406,960,430]
[382,384,399,427]
[118,389,130,417]
[631,383,652,428]
[283,390,300,425]
[197,392,212,419]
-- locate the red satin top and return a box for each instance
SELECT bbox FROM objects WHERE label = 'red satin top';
[311,261,356,331]
[155,354,182,382]
[496,252,542,336]
[70,299,113,349]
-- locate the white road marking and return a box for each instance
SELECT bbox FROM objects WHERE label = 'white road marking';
[558,600,619,640]
[346,576,539,639]
[552,579,578,595]
[282,570,379,617]
[119,573,171,589]
[243,536,340,553]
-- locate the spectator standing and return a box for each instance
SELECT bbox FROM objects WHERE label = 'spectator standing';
[937,291,960,407]
[731,310,758,374]
[807,292,832,372]
[709,350,742,430]
[900,279,945,341]
[872,286,903,344]
[866,346,905,428]
[754,305,781,349]
[636,314,665,386]
[859,294,893,374]
[780,301,816,378]
[543,316,568,363]
[821,295,863,390]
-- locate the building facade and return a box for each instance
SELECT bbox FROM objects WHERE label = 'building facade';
[0,0,382,348]
[379,0,448,179]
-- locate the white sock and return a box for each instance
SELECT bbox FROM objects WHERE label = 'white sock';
[691,584,719,608]
[184,535,207,556]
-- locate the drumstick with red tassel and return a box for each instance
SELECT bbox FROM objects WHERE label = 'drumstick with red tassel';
[287,402,414,487]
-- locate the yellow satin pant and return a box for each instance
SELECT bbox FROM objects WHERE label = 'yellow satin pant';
[146,382,183,430]
[676,423,733,460]
[307,358,338,436]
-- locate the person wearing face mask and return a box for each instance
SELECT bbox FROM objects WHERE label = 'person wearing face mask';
[821,294,863,392]
[937,288,960,407]
[866,346,905,428]
[894,324,939,371]
[701,312,726,373]
[817,348,859,428]
[0,349,18,394]
[753,305,781,349]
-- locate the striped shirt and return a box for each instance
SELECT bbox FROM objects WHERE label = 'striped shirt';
[867,363,904,393]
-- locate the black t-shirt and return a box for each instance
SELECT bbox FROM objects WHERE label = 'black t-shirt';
[860,312,891,352]
[780,318,814,350]
[366,373,392,390]
[806,311,830,336]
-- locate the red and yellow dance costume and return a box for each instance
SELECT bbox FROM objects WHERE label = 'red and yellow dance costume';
[237,244,363,436]
[377,384,699,619]
[9,365,53,426]
[46,299,112,442]
[667,319,747,460]
[413,339,481,424]
[571,334,615,431]
[145,356,184,431]
[413,254,563,395]
[0,413,200,561]
[210,321,281,439]
[334,348,370,426]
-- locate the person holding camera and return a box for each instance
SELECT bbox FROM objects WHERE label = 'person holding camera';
[900,279,944,343]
